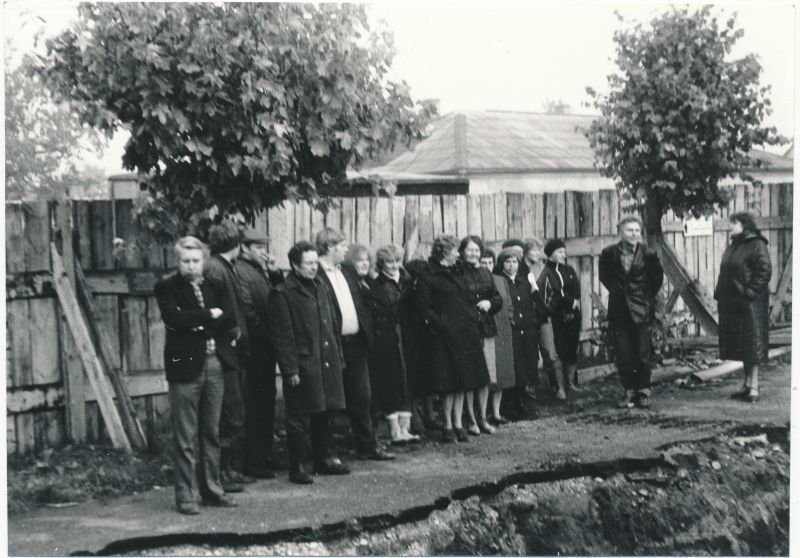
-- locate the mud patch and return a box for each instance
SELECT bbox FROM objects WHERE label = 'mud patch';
[119,426,789,556]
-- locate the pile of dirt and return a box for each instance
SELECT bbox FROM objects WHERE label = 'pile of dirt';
[7,441,174,515]
[130,427,788,556]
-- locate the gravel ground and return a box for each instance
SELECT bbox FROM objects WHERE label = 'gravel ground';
[7,357,791,556]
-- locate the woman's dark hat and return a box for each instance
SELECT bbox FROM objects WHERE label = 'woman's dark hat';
[544,238,566,257]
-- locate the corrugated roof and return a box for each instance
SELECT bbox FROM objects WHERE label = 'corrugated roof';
[375,110,793,175]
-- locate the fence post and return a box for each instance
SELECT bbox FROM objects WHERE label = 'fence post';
[53,201,87,443]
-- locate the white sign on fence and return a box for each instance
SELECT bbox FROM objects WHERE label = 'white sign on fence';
[683,216,713,237]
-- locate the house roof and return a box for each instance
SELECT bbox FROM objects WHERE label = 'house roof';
[374,110,793,175]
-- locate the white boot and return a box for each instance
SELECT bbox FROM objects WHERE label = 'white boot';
[387,413,404,444]
[398,412,421,442]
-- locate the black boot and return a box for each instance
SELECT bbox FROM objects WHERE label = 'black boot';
[220,447,244,493]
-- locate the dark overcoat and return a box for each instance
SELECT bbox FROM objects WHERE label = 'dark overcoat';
[500,272,542,387]
[204,254,248,370]
[714,232,772,365]
[416,260,490,392]
[361,272,411,413]
[399,261,429,398]
[490,274,516,391]
[458,261,502,338]
[599,241,664,325]
[267,272,346,415]
[154,272,237,383]
[235,256,278,356]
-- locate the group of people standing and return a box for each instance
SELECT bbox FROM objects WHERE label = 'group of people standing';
[154,209,772,515]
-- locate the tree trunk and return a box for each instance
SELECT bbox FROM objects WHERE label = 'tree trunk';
[641,198,720,335]
[640,199,664,246]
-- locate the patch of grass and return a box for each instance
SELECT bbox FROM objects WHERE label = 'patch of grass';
[7,435,174,515]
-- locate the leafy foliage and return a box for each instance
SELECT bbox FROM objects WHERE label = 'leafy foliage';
[34,3,436,227]
[5,46,104,201]
[586,6,784,226]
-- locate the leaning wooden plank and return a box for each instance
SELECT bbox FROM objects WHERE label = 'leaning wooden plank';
[657,239,719,336]
[769,248,792,324]
[691,346,792,383]
[76,263,147,449]
[664,285,684,314]
[50,243,131,451]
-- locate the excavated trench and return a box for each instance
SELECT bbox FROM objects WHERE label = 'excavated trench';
[94,424,789,557]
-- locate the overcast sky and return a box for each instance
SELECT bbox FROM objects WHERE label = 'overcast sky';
[4,1,795,174]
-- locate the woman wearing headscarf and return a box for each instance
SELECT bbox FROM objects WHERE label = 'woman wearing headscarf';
[458,236,502,435]
[344,244,420,445]
[494,247,545,420]
[416,234,490,442]
[480,249,516,424]
[537,238,582,400]
[714,212,772,403]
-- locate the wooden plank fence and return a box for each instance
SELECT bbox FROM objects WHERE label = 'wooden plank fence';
[6,181,793,455]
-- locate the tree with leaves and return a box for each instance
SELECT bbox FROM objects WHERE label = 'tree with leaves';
[5,45,104,201]
[586,6,783,242]
[34,3,435,229]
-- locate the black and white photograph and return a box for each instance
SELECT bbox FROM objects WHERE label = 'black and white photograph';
[2,1,795,555]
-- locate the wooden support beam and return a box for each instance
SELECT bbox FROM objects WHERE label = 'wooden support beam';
[7,372,169,414]
[667,333,791,348]
[770,247,792,324]
[657,239,719,336]
[53,202,87,444]
[591,292,608,319]
[76,263,147,449]
[664,284,685,314]
[50,243,131,451]
[661,215,791,233]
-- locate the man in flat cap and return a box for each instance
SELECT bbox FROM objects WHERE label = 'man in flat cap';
[235,230,285,478]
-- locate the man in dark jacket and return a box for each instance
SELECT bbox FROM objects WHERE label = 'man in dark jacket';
[235,230,285,479]
[599,215,664,409]
[154,236,238,514]
[268,241,350,484]
[203,221,250,491]
[316,228,394,461]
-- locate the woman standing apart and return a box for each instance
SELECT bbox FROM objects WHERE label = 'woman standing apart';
[416,235,490,442]
[714,212,772,403]
[458,236,502,435]
[481,249,516,424]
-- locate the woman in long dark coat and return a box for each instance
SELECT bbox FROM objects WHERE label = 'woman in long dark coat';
[494,247,544,420]
[480,249,516,424]
[714,212,772,403]
[416,234,490,442]
[365,244,421,443]
[403,258,439,430]
[458,236,502,435]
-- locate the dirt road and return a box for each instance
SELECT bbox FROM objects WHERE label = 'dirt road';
[7,359,790,556]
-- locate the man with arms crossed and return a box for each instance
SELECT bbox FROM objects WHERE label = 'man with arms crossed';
[154,236,238,514]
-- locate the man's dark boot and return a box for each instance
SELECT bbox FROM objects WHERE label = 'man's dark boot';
[565,364,580,392]
[220,447,244,493]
